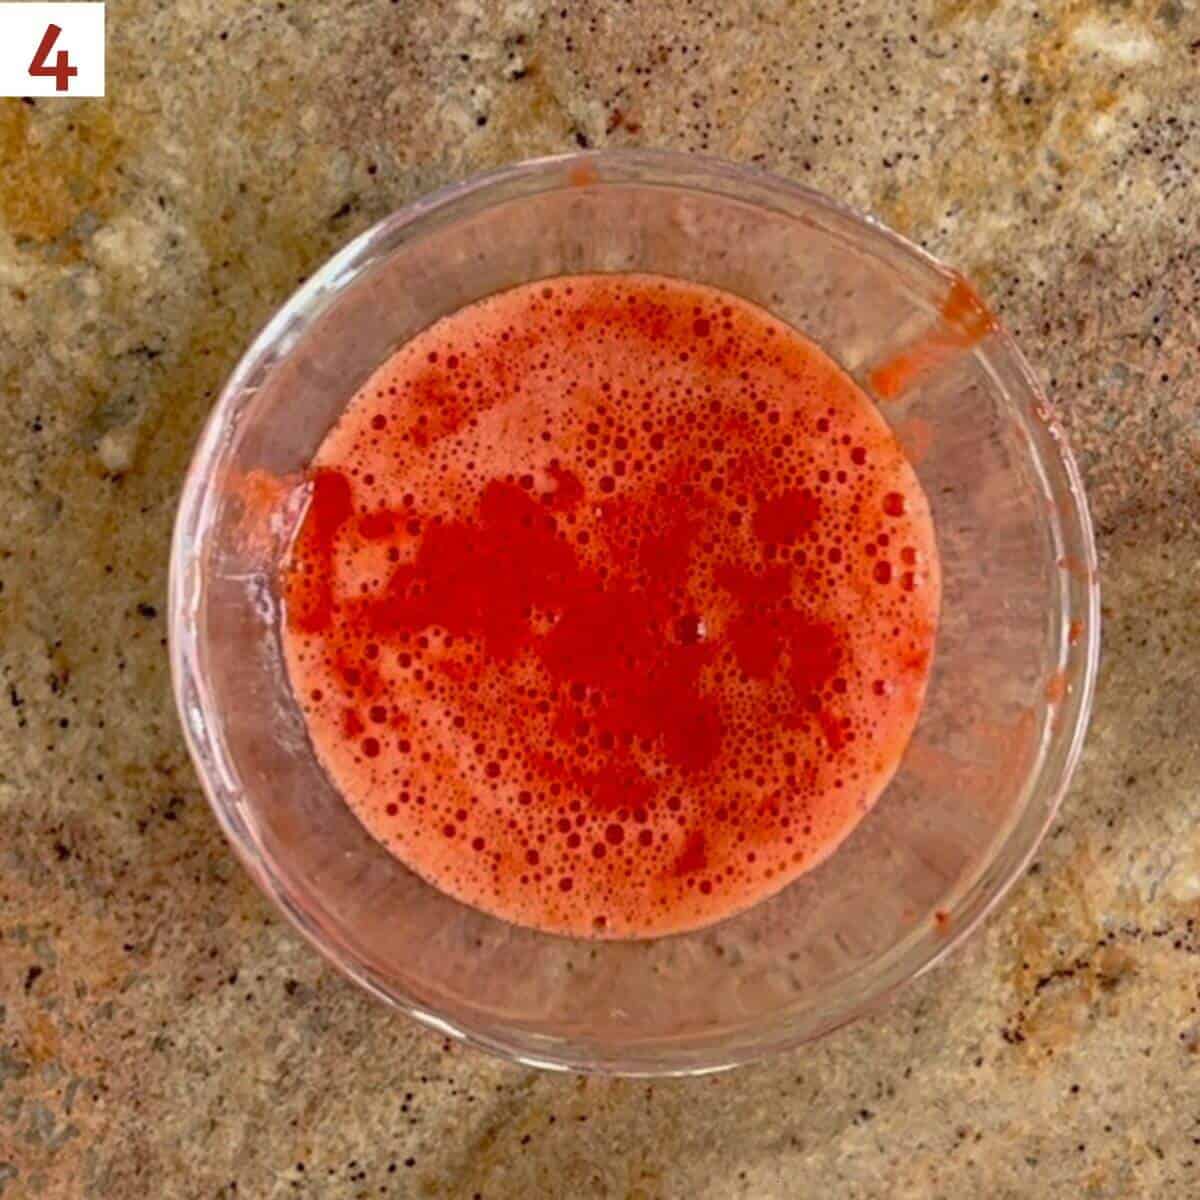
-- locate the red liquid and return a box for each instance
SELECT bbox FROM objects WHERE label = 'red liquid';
[281,275,939,938]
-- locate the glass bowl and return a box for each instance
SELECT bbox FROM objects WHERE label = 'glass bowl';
[169,150,1099,1075]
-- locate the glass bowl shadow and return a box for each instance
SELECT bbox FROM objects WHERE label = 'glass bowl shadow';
[169,149,1099,1075]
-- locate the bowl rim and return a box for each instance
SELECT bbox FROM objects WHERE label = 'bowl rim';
[169,147,1101,1075]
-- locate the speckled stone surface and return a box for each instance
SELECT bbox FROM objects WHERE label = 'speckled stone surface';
[2,1,1199,1196]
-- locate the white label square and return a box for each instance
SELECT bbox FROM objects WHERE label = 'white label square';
[0,3,105,97]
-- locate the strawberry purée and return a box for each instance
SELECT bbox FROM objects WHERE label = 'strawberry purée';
[281,274,939,938]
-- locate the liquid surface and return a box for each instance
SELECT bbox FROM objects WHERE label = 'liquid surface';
[281,274,940,938]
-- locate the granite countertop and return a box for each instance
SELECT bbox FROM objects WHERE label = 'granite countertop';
[2,1,1199,1196]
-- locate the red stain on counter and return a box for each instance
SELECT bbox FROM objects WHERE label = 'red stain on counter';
[281,274,940,938]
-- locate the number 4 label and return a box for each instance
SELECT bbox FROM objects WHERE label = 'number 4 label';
[0,4,105,98]
[29,24,78,91]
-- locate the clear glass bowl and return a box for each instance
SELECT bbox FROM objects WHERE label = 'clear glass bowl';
[169,150,1099,1075]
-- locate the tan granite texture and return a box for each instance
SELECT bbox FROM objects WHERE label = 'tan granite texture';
[2,0,1199,1196]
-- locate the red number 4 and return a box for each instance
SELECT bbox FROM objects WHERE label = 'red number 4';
[28,24,78,92]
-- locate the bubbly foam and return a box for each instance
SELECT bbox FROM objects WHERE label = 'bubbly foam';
[281,274,940,938]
